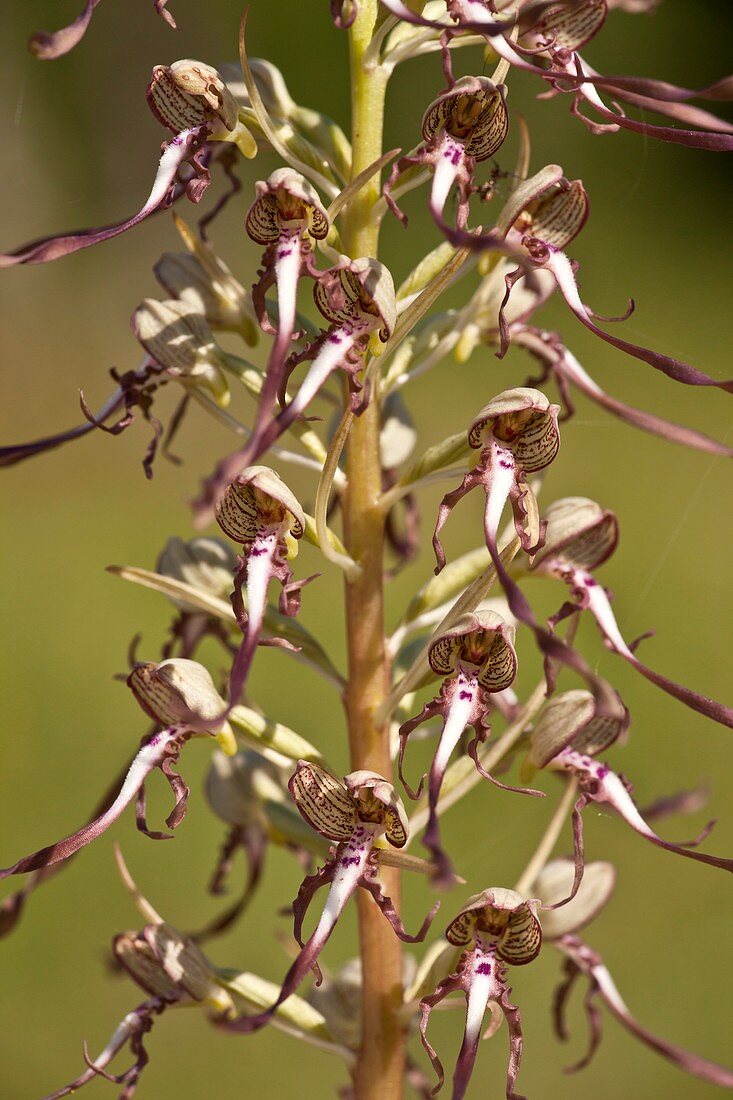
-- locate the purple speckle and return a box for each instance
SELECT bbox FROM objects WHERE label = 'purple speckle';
[476,961,492,975]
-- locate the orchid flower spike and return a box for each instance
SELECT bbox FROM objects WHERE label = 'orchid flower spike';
[528,690,733,886]
[215,466,308,705]
[223,762,438,1033]
[0,657,234,886]
[532,857,733,1089]
[132,297,232,408]
[530,498,733,728]
[433,387,560,574]
[399,611,542,885]
[384,76,509,240]
[245,169,329,446]
[500,171,733,392]
[420,888,542,1100]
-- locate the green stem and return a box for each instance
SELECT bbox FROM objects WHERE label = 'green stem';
[340,7,402,1100]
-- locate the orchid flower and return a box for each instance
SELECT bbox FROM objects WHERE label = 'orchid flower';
[384,76,509,239]
[215,465,309,705]
[398,611,542,884]
[527,690,733,879]
[223,761,439,1032]
[0,60,254,268]
[195,258,396,514]
[245,168,330,447]
[433,386,561,574]
[0,657,234,885]
[529,497,733,728]
[498,169,733,391]
[420,888,542,1099]
[28,0,176,62]
[378,1,733,151]
[41,857,236,1100]
[532,857,733,1088]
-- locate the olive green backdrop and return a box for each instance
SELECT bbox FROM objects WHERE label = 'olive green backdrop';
[1,1,731,1097]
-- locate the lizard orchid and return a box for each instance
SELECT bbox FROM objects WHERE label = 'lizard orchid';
[420,888,542,1099]
[385,76,509,239]
[499,169,733,391]
[224,762,439,1032]
[533,857,733,1088]
[0,657,233,885]
[528,690,733,880]
[0,60,254,268]
[529,497,733,727]
[433,386,560,574]
[245,168,330,449]
[398,611,541,885]
[215,465,309,705]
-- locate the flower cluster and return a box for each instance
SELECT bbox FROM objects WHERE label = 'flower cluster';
[2,2,732,1098]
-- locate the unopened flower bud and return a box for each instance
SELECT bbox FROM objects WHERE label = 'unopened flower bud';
[156,536,237,611]
[528,689,626,768]
[532,857,616,939]
[154,249,259,343]
[132,298,231,407]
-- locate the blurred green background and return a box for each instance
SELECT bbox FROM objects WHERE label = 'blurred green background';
[1,1,732,1097]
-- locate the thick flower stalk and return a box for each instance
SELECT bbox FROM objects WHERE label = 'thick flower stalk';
[420,888,542,1099]
[398,610,541,884]
[529,497,733,727]
[223,762,438,1032]
[215,465,308,704]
